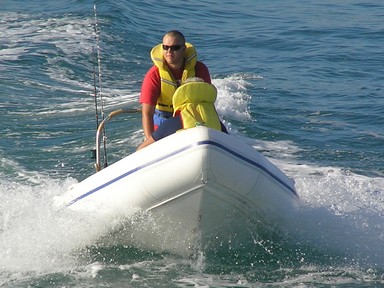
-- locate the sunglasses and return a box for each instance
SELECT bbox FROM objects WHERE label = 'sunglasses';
[162,44,184,51]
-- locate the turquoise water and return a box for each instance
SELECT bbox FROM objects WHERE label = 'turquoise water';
[1,0,383,287]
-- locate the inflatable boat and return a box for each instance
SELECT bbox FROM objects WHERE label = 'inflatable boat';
[55,111,299,256]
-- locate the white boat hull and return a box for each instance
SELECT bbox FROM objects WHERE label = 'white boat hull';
[56,127,298,256]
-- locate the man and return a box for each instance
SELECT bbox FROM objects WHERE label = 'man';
[139,30,211,140]
[137,80,227,150]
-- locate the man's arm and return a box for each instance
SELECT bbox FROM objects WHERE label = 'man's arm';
[137,135,155,150]
[141,103,155,140]
[140,66,160,139]
[196,61,211,84]
[137,115,182,150]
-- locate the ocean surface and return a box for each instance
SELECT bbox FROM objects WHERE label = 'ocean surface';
[1,0,383,287]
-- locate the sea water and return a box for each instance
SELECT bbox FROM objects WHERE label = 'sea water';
[1,0,383,287]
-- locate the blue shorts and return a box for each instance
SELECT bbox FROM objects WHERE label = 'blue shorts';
[153,109,173,129]
[152,115,182,141]
[152,115,228,141]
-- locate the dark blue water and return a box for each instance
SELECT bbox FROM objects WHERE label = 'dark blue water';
[1,0,383,286]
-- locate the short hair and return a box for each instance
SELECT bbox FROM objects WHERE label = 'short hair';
[164,30,185,44]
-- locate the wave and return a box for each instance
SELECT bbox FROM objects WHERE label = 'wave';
[1,138,383,275]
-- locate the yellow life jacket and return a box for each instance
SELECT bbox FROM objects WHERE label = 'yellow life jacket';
[172,82,221,131]
[151,42,197,112]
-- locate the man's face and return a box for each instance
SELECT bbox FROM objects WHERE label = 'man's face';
[162,35,185,67]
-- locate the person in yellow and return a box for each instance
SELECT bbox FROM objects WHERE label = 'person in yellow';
[139,30,212,140]
[137,78,227,150]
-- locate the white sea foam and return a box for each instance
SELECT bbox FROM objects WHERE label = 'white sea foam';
[283,165,384,266]
[0,11,139,116]
[0,13,94,55]
[213,76,253,121]
[233,131,384,266]
[215,130,384,267]
[1,135,383,274]
[1,11,383,279]
[0,176,76,271]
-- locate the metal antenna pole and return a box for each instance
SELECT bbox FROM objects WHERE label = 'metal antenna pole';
[93,4,108,168]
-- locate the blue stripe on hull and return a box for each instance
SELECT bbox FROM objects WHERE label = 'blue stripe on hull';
[67,140,297,207]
